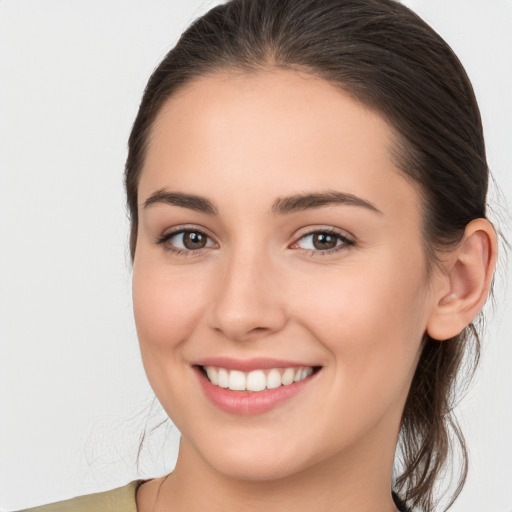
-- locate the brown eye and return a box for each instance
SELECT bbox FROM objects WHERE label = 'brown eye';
[293,230,354,254]
[311,233,338,250]
[183,231,207,249]
[159,229,217,253]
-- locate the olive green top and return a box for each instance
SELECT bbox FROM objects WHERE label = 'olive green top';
[16,481,411,512]
[18,481,143,512]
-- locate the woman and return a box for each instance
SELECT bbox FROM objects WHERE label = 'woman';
[17,0,500,511]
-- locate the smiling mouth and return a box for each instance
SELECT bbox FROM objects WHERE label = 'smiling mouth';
[198,365,322,392]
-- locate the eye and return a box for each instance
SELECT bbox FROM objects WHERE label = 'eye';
[291,229,354,255]
[157,228,217,254]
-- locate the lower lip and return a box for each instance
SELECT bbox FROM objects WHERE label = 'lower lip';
[195,367,318,415]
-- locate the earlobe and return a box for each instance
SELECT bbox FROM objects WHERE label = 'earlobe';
[426,219,497,341]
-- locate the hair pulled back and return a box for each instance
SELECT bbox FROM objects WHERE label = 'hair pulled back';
[125,1,489,510]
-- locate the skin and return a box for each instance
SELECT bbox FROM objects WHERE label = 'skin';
[132,69,496,512]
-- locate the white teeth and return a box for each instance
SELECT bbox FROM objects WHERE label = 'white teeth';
[206,366,218,385]
[203,365,316,392]
[228,370,246,391]
[247,370,267,392]
[217,368,229,388]
[267,369,282,389]
[281,368,295,386]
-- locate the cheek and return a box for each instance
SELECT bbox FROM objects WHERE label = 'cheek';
[291,256,429,391]
[132,259,209,357]
[131,259,213,425]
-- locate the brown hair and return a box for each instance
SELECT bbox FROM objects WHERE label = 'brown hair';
[125,0,489,509]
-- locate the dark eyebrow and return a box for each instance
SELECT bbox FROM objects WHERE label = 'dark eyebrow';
[143,188,381,216]
[271,191,382,215]
[143,189,218,215]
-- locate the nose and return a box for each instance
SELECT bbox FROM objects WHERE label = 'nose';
[207,247,287,343]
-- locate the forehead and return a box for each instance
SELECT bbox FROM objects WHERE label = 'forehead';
[139,69,419,220]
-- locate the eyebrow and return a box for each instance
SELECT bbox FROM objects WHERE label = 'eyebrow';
[144,189,218,215]
[271,191,382,215]
[143,189,382,216]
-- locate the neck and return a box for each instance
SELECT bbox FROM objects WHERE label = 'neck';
[154,434,400,512]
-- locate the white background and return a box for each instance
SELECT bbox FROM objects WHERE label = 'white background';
[0,1,510,510]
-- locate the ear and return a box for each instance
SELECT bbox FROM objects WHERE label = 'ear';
[426,218,498,341]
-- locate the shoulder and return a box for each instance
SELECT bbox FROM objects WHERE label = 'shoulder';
[134,476,168,512]
[17,480,143,512]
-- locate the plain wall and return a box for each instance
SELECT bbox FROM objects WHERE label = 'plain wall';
[0,1,510,510]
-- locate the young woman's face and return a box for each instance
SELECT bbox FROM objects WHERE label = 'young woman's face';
[133,70,438,481]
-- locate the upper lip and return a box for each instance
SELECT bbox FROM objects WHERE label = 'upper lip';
[193,357,319,372]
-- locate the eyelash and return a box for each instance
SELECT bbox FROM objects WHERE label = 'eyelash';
[291,228,355,256]
[156,226,213,257]
[156,227,355,257]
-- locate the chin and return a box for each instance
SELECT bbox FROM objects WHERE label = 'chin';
[192,431,326,483]
[209,453,305,482]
